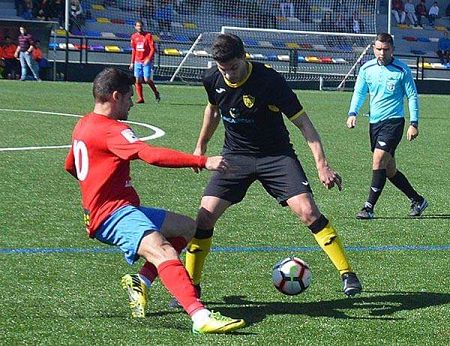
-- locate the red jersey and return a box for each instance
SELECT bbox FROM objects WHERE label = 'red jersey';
[130,31,155,64]
[65,113,207,237]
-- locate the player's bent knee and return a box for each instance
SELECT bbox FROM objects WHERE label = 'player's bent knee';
[141,241,179,267]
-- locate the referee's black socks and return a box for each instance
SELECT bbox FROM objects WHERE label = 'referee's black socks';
[367,169,387,209]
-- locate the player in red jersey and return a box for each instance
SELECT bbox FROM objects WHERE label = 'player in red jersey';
[64,67,245,334]
[129,20,160,104]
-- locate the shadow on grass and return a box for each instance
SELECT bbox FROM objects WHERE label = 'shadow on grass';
[205,290,450,325]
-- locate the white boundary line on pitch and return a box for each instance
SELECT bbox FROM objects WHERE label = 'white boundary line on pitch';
[0,108,165,152]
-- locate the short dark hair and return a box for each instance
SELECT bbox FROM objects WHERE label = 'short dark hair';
[375,33,394,46]
[211,34,245,63]
[92,67,135,103]
[135,20,143,26]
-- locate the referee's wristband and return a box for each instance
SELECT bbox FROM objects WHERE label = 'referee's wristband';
[348,112,357,117]
[410,121,418,128]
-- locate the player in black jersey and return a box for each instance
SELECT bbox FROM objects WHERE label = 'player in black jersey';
[171,34,362,304]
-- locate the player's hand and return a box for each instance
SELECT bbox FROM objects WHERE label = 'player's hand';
[129,63,133,70]
[318,166,343,191]
[407,125,419,141]
[346,116,357,128]
[192,147,206,173]
[205,156,229,173]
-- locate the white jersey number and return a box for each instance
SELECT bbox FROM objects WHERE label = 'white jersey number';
[73,140,89,181]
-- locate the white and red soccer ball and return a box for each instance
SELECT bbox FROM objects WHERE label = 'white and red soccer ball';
[272,257,312,295]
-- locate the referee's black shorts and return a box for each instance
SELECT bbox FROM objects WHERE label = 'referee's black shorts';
[203,152,312,206]
[369,117,405,156]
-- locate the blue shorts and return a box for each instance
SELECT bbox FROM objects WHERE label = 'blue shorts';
[134,62,153,79]
[95,205,166,265]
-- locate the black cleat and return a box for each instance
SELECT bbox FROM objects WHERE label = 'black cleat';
[169,284,201,308]
[410,198,428,217]
[342,272,362,296]
[155,92,161,103]
[356,207,374,220]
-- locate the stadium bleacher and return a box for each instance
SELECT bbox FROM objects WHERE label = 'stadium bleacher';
[1,0,450,79]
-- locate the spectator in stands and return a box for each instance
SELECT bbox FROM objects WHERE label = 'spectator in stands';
[14,26,41,81]
[22,0,34,20]
[51,0,65,28]
[320,11,336,45]
[415,0,428,27]
[446,2,450,17]
[428,2,439,27]
[436,30,450,64]
[280,0,295,18]
[69,0,85,33]
[351,10,365,34]
[392,0,406,25]
[15,0,23,16]
[36,0,52,21]
[1,36,19,79]
[246,0,275,29]
[404,0,418,26]
[155,0,174,37]
[139,0,155,28]
[293,0,311,22]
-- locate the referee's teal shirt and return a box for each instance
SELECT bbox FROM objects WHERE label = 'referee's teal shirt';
[348,57,419,124]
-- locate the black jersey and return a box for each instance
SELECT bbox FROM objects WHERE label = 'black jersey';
[203,62,304,155]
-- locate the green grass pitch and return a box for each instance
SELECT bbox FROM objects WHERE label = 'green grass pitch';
[0,80,449,345]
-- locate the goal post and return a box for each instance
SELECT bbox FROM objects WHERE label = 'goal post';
[220,26,376,88]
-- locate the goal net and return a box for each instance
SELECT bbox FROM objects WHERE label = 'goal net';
[51,0,378,85]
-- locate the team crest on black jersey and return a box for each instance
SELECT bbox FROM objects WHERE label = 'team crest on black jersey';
[243,95,255,108]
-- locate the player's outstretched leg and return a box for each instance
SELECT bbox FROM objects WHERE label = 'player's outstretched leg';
[192,311,246,334]
[310,215,362,296]
[121,274,148,318]
[342,272,363,296]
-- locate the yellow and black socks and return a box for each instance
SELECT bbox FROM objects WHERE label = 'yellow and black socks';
[185,228,213,285]
[309,215,352,276]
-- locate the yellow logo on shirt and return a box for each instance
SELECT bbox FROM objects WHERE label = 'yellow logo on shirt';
[243,95,255,108]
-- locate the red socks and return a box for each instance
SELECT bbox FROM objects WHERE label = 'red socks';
[139,237,188,286]
[158,259,204,316]
[135,82,143,101]
[147,80,159,96]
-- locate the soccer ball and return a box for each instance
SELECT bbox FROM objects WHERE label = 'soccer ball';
[272,257,312,295]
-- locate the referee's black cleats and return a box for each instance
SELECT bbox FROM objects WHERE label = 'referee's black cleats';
[342,272,362,296]
[356,206,375,220]
[410,197,428,217]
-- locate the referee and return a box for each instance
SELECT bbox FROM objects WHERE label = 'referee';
[347,32,428,219]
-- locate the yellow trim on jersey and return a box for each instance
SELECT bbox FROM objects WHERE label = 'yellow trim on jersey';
[288,109,306,121]
[223,62,253,88]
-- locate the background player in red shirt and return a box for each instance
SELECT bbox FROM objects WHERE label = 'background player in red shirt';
[129,20,160,104]
[64,67,245,334]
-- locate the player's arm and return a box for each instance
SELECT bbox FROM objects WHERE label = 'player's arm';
[347,68,368,129]
[194,103,221,156]
[107,127,228,172]
[403,68,420,141]
[292,113,342,191]
[64,146,78,179]
[144,35,155,65]
[129,38,135,69]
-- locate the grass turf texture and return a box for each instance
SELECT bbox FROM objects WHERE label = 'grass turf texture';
[0,80,449,345]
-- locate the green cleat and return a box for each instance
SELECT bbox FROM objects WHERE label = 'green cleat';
[121,274,148,318]
[192,311,245,334]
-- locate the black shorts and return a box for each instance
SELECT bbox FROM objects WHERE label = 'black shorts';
[203,153,312,206]
[369,117,405,156]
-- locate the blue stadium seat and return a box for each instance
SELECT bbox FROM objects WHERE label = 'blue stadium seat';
[173,35,191,43]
